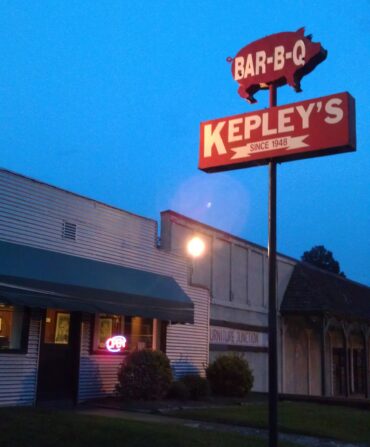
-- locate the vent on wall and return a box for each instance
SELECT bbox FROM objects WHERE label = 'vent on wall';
[62,221,77,241]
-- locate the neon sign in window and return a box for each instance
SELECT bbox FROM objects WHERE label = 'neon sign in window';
[106,335,127,353]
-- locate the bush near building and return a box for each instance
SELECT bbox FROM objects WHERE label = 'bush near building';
[180,374,210,400]
[116,350,173,400]
[167,380,190,401]
[206,354,254,397]
[168,375,210,401]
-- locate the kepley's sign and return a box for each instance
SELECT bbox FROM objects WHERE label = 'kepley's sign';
[199,29,356,172]
[199,92,356,172]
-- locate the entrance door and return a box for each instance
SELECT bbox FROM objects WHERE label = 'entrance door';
[37,309,81,402]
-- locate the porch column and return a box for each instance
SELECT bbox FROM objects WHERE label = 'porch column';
[306,329,312,395]
[281,319,286,394]
[320,317,328,396]
[343,323,350,397]
[363,327,370,399]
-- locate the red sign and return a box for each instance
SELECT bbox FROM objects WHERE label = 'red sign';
[199,92,356,172]
[228,28,327,103]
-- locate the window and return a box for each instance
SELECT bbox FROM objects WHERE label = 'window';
[95,314,124,350]
[0,303,28,352]
[92,314,156,353]
[93,314,124,352]
[127,317,154,351]
[43,309,71,345]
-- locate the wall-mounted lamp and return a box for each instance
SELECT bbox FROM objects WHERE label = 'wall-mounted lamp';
[187,236,205,258]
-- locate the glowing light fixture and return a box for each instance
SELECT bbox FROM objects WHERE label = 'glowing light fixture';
[187,236,205,258]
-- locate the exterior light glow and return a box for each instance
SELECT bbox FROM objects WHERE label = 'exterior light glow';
[187,237,205,258]
[106,335,127,353]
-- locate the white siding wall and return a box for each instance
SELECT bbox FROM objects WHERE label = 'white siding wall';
[167,284,209,377]
[0,310,41,406]
[0,170,209,403]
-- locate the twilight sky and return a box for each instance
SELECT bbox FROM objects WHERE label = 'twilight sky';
[0,1,369,285]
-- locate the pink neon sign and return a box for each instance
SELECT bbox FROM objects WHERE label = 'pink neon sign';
[106,335,127,353]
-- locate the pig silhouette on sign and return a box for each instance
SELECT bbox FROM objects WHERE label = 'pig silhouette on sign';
[227,28,327,103]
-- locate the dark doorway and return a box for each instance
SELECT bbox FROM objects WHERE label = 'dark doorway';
[37,309,81,403]
[351,348,365,395]
[332,348,346,396]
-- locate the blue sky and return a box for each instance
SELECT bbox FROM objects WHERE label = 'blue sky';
[0,1,369,285]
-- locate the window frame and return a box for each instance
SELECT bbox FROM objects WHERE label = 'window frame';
[90,314,128,356]
[90,314,158,355]
[0,305,30,355]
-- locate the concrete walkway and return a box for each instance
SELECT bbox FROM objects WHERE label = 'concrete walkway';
[77,407,368,447]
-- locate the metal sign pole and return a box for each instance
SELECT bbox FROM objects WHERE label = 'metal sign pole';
[268,83,278,447]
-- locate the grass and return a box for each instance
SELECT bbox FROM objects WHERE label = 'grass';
[0,407,301,447]
[170,401,370,444]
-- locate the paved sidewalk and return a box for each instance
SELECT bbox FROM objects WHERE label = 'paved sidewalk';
[77,407,368,447]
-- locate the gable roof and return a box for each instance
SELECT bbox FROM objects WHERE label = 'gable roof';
[281,262,370,320]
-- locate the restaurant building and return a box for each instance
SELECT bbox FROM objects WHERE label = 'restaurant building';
[1,169,369,406]
[0,169,209,406]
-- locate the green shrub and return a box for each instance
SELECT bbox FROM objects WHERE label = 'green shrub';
[180,374,210,400]
[167,380,190,401]
[116,350,173,400]
[206,354,254,397]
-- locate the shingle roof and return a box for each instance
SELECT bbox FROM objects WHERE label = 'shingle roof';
[281,262,370,320]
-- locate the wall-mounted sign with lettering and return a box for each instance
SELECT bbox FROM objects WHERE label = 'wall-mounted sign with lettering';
[227,28,327,103]
[210,326,268,348]
[199,92,355,172]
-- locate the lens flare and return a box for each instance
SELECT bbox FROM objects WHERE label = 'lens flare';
[170,173,250,235]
